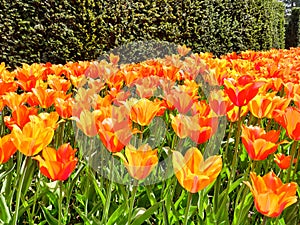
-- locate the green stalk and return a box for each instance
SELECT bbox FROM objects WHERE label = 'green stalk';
[230,106,242,184]
[127,180,138,225]
[287,141,298,182]
[183,192,193,225]
[58,181,63,225]
[292,143,300,180]
[261,215,268,225]
[12,156,29,225]
[101,160,114,224]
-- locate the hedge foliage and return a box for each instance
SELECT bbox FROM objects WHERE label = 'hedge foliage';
[286,7,300,48]
[0,0,285,69]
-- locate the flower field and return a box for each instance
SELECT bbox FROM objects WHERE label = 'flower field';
[0,45,299,225]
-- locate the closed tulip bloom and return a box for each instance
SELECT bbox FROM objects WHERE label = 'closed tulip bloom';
[274,153,297,170]
[244,172,297,218]
[241,125,282,161]
[11,120,54,156]
[33,143,78,181]
[114,144,158,180]
[172,147,222,193]
[0,134,17,164]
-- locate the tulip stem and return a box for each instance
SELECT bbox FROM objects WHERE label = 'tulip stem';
[262,215,268,225]
[12,156,29,225]
[292,143,300,180]
[287,141,298,182]
[101,160,114,224]
[230,106,242,183]
[58,181,63,225]
[183,192,193,225]
[128,180,138,225]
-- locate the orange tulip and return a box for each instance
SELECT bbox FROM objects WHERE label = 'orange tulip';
[274,107,300,141]
[188,115,218,144]
[2,92,28,111]
[172,147,222,193]
[55,97,74,119]
[241,125,282,160]
[4,105,38,130]
[0,134,17,164]
[248,93,277,119]
[73,109,101,137]
[31,87,57,108]
[165,89,195,114]
[33,143,78,181]
[223,75,264,107]
[274,153,297,170]
[130,98,161,126]
[244,172,297,218]
[97,117,132,153]
[11,120,54,156]
[226,105,248,122]
[114,144,158,180]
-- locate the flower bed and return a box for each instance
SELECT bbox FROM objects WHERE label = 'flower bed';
[0,46,299,224]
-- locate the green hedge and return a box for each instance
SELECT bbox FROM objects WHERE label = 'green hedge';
[0,0,285,69]
[286,7,300,48]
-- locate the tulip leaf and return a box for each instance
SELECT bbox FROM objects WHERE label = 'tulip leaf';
[73,205,92,225]
[107,202,127,225]
[0,162,15,182]
[41,206,59,225]
[232,192,252,225]
[228,177,244,194]
[131,202,161,225]
[0,194,11,224]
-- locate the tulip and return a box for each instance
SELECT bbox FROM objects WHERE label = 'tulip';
[274,107,300,141]
[97,117,132,153]
[0,134,17,164]
[130,98,161,126]
[33,143,78,181]
[244,172,297,218]
[114,144,158,180]
[11,120,54,156]
[223,75,264,107]
[274,153,297,170]
[172,147,222,193]
[241,125,283,161]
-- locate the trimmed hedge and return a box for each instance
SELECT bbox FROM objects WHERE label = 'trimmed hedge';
[0,0,285,69]
[286,7,300,48]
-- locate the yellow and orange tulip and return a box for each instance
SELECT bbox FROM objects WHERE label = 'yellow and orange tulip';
[244,172,297,218]
[11,120,54,156]
[0,134,17,164]
[33,143,78,181]
[114,144,158,180]
[172,147,222,193]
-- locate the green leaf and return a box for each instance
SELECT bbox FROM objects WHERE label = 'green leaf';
[0,194,11,224]
[73,205,92,225]
[131,202,161,225]
[107,202,127,225]
[229,177,244,194]
[41,206,59,225]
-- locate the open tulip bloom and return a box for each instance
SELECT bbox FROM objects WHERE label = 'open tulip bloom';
[244,172,297,218]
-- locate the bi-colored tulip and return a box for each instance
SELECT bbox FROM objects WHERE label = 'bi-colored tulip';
[114,144,158,180]
[172,147,222,193]
[130,98,161,126]
[274,107,300,141]
[223,75,264,107]
[241,125,282,160]
[274,153,297,170]
[244,172,297,218]
[11,120,54,156]
[0,134,17,164]
[33,143,78,181]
